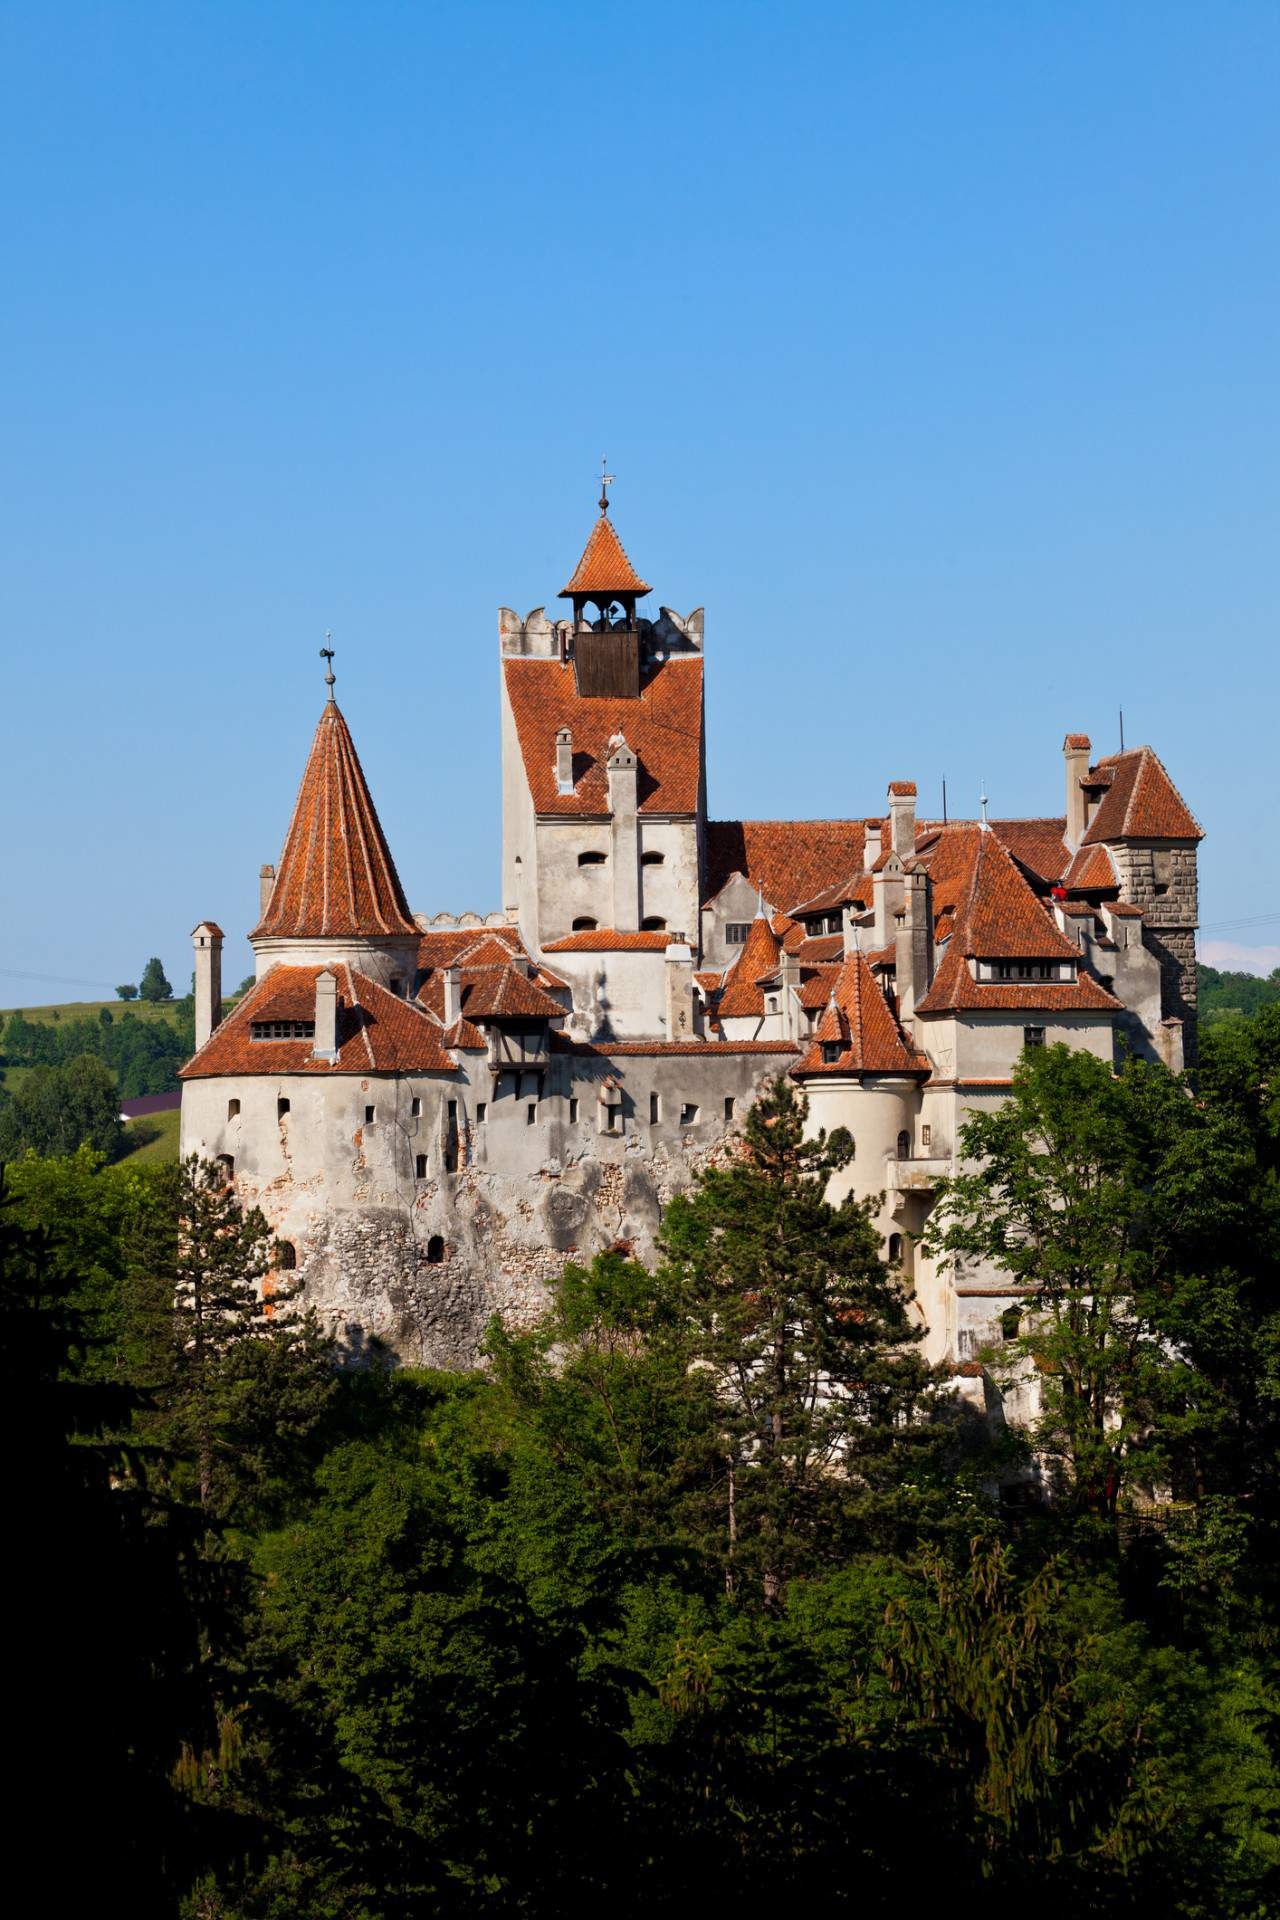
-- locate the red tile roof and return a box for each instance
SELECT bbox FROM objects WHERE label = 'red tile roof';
[1081,747,1203,844]
[251,701,417,941]
[792,952,930,1078]
[715,914,784,1017]
[916,945,1120,1013]
[1062,842,1116,891]
[960,834,1082,962]
[181,965,458,1078]
[504,656,703,816]
[1064,732,1091,751]
[988,818,1069,888]
[552,1037,798,1057]
[542,928,672,952]
[454,965,565,1021]
[560,513,651,598]
[703,820,867,912]
[888,780,917,796]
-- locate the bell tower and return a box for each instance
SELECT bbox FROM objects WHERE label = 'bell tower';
[559,468,652,698]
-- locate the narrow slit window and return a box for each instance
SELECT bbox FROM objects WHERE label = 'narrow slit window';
[447,1099,457,1122]
[477,1102,487,1124]
[569,1096,579,1123]
[415,1153,427,1178]
[277,1097,290,1120]
[227,1098,240,1120]
[526,1102,536,1126]
[411,1096,422,1119]
[723,1096,734,1122]
[649,1091,660,1124]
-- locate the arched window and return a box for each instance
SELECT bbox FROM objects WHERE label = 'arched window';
[216,1153,235,1183]
[426,1234,445,1264]
[887,1233,903,1264]
[227,1097,240,1121]
[578,850,606,866]
[572,916,598,931]
[641,916,667,931]
[275,1240,297,1271]
[896,1130,911,1160]
[1001,1305,1022,1341]
[641,851,664,867]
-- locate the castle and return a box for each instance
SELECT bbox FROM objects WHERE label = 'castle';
[180,498,1202,1371]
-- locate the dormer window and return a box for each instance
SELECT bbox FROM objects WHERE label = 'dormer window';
[983,961,1074,983]
[822,1042,840,1063]
[726,923,750,945]
[572,916,598,932]
[251,1019,315,1040]
[578,850,606,866]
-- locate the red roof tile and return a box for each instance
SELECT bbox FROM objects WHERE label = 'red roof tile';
[181,965,458,1078]
[504,656,703,817]
[704,820,867,912]
[1062,842,1116,891]
[251,701,417,941]
[560,513,651,598]
[1064,732,1091,751]
[988,818,1069,888]
[888,780,917,796]
[1081,747,1203,844]
[792,952,930,1078]
[454,965,565,1021]
[542,929,672,952]
[552,1037,798,1057]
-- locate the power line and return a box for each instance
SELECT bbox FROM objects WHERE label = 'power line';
[0,965,121,992]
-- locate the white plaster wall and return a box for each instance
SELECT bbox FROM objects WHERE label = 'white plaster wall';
[543,947,669,1039]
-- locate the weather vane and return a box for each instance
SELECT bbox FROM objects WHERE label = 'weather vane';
[320,633,335,694]
[599,455,615,514]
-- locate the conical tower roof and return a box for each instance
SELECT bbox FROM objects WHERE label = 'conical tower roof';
[251,699,418,941]
[560,513,651,598]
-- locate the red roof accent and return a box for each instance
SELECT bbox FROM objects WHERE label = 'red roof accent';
[1063,842,1116,891]
[716,915,783,1018]
[792,952,930,1078]
[251,702,417,941]
[181,965,457,1078]
[504,657,703,816]
[542,928,671,952]
[888,780,917,796]
[703,820,867,912]
[961,834,1082,962]
[1081,747,1203,844]
[1064,732,1091,751]
[560,514,651,598]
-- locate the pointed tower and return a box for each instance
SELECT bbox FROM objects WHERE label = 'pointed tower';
[250,671,420,990]
[559,485,651,698]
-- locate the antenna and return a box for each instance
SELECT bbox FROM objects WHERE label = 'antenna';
[599,456,615,514]
[979,781,989,830]
[942,778,948,826]
[320,634,336,695]
[1119,706,1125,752]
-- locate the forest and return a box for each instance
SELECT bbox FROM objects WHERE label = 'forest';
[8,1008,1280,1917]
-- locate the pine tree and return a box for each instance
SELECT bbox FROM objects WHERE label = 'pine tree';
[138,956,173,1001]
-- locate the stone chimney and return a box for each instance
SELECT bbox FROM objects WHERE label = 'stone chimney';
[864,821,882,868]
[191,922,223,1051]
[1063,734,1091,851]
[778,946,802,1041]
[442,964,462,1026]
[313,968,338,1061]
[888,782,916,859]
[259,864,276,918]
[664,936,697,1041]
[894,870,933,1021]
[607,733,640,930]
[555,727,574,796]
[872,853,905,947]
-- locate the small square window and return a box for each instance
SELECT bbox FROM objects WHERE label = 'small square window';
[1024,1026,1045,1051]
[569,1096,579,1123]
[411,1096,422,1119]
[477,1102,487,1124]
[681,1103,699,1126]
[725,923,750,945]
[415,1153,427,1178]
[364,1104,376,1125]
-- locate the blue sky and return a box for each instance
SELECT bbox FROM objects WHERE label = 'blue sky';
[2,1,1277,1000]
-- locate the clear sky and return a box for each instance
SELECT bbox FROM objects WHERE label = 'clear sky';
[2,1,1277,1001]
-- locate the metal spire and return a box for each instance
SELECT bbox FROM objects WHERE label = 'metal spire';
[599,455,615,515]
[320,634,336,698]
[979,780,990,830]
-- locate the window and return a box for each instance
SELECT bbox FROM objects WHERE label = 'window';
[897,1130,911,1160]
[251,1019,315,1040]
[681,1103,699,1126]
[277,1096,290,1120]
[993,962,1068,982]
[572,916,598,931]
[921,1123,932,1148]
[650,1091,660,1124]
[1001,1306,1022,1341]
[723,1096,735,1123]
[767,995,778,1012]
[578,850,606,866]
[227,1098,240,1120]
[216,1153,235,1182]
[275,1240,297,1271]
[390,976,404,997]
[426,1234,445,1264]
[364,1104,376,1125]
[1152,850,1173,896]
[446,1099,457,1122]
[641,851,664,867]
[415,1153,428,1178]
[822,1042,840,1064]
[887,1233,903,1264]
[526,1102,537,1126]
[726,923,750,945]
[641,916,667,931]
[1024,1026,1046,1051]
[411,1096,422,1119]
[477,1102,487,1124]
[569,1096,579,1123]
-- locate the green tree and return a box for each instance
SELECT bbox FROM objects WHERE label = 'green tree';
[139,956,174,1002]
[659,1076,939,1602]
[0,1053,122,1158]
[116,981,139,1000]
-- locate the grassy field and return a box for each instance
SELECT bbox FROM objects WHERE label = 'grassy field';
[118,1107,182,1164]
[0,997,188,1027]
[1,998,190,1161]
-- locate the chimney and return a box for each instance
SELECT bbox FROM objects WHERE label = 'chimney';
[191,922,223,1051]
[1063,734,1091,851]
[607,734,640,930]
[894,870,932,1021]
[555,727,574,796]
[442,964,462,1026]
[664,937,698,1041]
[778,946,802,1041]
[313,968,338,1061]
[864,821,882,868]
[888,782,917,858]
[259,863,276,918]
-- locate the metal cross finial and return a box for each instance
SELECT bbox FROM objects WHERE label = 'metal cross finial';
[980,781,990,830]
[320,634,336,694]
[599,455,615,515]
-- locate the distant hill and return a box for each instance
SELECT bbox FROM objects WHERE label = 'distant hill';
[1198,963,1280,1028]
